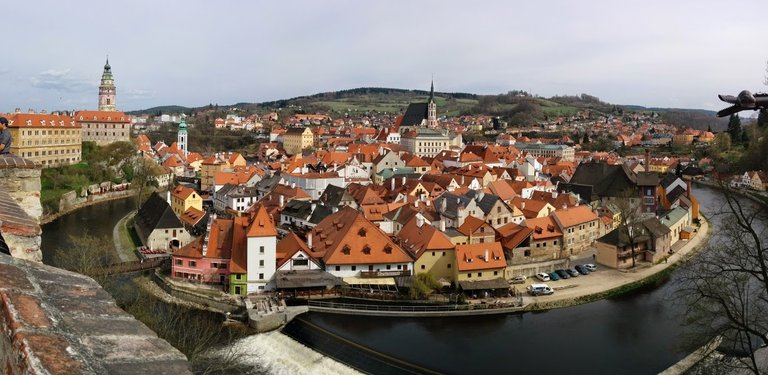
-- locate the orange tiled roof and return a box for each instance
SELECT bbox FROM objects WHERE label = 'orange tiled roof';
[4,113,79,128]
[247,205,278,237]
[310,207,413,265]
[551,205,598,228]
[523,216,563,240]
[396,216,454,258]
[171,185,197,200]
[455,242,506,272]
[74,110,130,123]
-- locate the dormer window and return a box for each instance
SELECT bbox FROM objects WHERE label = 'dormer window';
[383,245,392,254]
[342,245,351,255]
[362,245,371,255]
[358,228,367,237]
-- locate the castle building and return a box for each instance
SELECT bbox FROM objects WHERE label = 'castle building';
[76,58,132,145]
[3,110,82,167]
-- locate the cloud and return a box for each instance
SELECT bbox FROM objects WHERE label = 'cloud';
[29,69,95,92]
[125,88,153,99]
[0,68,9,75]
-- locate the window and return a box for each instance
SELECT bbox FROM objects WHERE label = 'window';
[235,274,241,280]
[494,271,498,276]
[351,265,356,271]
[189,261,197,267]
[259,246,265,254]
[524,250,531,257]
[397,265,402,270]
[478,272,482,277]
[259,260,264,267]
[447,264,451,269]
[432,252,435,256]
[259,273,264,280]
[335,266,341,271]
[467,273,472,278]
[386,265,391,270]
[175,259,182,266]
[421,265,426,270]
[211,263,217,268]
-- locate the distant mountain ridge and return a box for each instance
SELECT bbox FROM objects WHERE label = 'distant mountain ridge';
[127,87,726,130]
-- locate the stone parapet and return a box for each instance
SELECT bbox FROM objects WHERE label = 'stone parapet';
[0,154,43,222]
[0,254,192,374]
[0,155,43,262]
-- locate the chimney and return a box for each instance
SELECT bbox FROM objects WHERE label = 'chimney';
[686,179,692,198]
[417,216,424,228]
[426,199,431,207]
[311,202,316,211]
[307,233,313,248]
[414,199,418,208]
[166,190,171,205]
[484,249,489,262]
[391,178,395,191]
[439,219,446,232]
[14,108,20,114]
[279,195,285,208]
[28,108,35,114]
[441,198,447,213]
[521,202,526,210]
[645,148,650,173]
[402,176,406,186]
[291,182,296,189]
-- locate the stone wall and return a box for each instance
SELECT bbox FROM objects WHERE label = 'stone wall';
[0,254,192,374]
[0,155,42,262]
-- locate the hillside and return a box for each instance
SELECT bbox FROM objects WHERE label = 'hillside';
[128,87,724,130]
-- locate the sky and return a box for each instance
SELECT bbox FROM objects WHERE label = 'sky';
[2,0,767,113]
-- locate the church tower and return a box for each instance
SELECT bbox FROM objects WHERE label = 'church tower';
[177,115,188,157]
[427,80,437,128]
[98,57,117,111]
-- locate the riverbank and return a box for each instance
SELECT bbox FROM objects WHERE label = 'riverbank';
[40,189,135,224]
[523,215,710,311]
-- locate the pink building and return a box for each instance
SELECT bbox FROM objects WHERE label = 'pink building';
[172,218,235,286]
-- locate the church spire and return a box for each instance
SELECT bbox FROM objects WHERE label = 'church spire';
[427,79,437,128]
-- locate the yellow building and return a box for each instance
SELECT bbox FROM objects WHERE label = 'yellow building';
[170,185,203,217]
[200,152,246,192]
[397,218,456,283]
[4,111,82,167]
[282,127,314,155]
[454,242,506,282]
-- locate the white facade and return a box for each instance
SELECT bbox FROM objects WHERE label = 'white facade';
[246,235,277,292]
[277,250,322,271]
[326,262,413,278]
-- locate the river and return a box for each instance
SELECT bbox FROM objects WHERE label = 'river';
[40,186,731,375]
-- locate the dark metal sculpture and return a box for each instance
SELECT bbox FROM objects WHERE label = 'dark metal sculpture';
[717,90,768,117]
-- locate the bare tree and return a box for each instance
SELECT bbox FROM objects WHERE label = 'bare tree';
[131,156,162,210]
[53,234,118,284]
[679,181,768,374]
[611,188,645,268]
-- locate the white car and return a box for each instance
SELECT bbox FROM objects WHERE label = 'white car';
[535,272,551,282]
[584,264,597,272]
[527,283,554,296]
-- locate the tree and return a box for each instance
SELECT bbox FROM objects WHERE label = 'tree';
[680,184,768,374]
[409,273,441,300]
[130,156,162,210]
[728,114,742,144]
[612,188,644,268]
[53,234,118,284]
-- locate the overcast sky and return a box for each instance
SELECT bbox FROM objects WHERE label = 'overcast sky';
[2,0,766,113]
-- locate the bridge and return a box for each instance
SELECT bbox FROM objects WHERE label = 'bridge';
[95,257,171,276]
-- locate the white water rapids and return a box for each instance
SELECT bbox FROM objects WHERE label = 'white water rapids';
[228,331,363,375]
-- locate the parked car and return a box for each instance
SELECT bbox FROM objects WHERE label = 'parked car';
[535,272,550,282]
[555,269,570,279]
[584,263,597,272]
[510,275,527,284]
[575,265,590,275]
[548,271,560,281]
[527,283,554,296]
[566,268,580,277]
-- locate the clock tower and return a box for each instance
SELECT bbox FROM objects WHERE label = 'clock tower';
[98,57,117,111]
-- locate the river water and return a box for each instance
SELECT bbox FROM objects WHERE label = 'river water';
[40,186,731,375]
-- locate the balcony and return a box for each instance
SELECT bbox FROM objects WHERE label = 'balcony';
[360,270,411,278]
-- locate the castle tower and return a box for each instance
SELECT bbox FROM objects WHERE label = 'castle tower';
[98,57,117,111]
[427,80,437,128]
[177,115,188,157]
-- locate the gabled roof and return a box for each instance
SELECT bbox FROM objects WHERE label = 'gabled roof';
[229,216,250,274]
[434,192,473,219]
[455,242,506,272]
[276,232,321,269]
[179,207,207,227]
[495,223,533,250]
[171,185,197,200]
[310,207,413,265]
[400,103,428,127]
[523,216,563,240]
[247,205,278,237]
[281,200,313,220]
[551,205,598,228]
[135,193,184,235]
[570,161,638,198]
[396,217,454,258]
[457,215,493,236]
[318,184,355,207]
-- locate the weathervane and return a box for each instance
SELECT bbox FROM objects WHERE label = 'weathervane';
[717,90,768,117]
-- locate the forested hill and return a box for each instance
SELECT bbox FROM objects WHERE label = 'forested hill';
[128,87,726,130]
